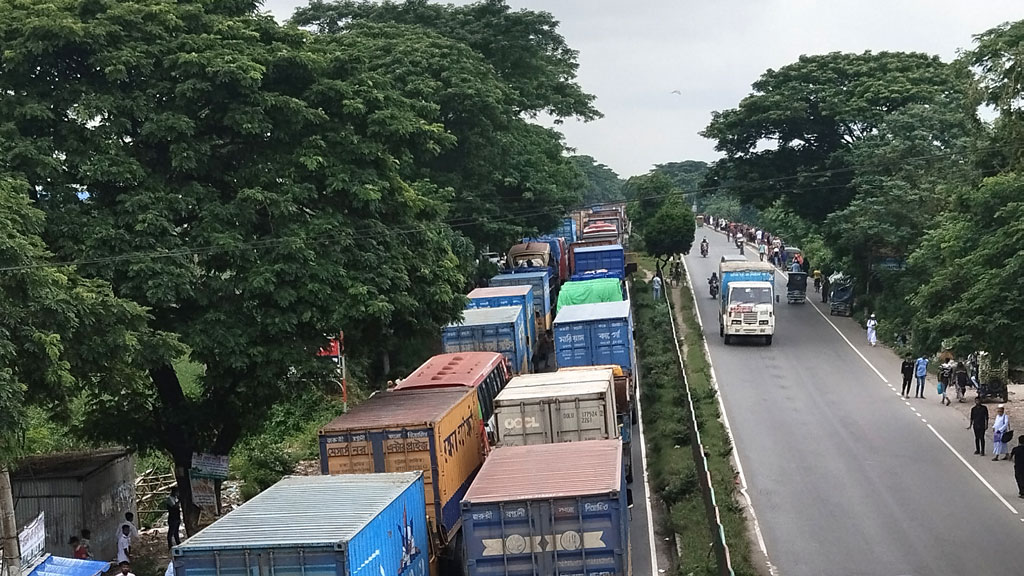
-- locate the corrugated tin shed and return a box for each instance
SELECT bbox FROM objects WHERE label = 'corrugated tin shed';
[553,300,630,324]
[464,440,621,503]
[320,388,471,432]
[397,352,505,390]
[175,474,421,551]
[12,448,135,563]
[448,306,521,327]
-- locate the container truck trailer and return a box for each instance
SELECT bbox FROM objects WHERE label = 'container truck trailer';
[172,474,429,576]
[442,306,531,374]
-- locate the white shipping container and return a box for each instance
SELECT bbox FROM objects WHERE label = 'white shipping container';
[494,369,618,446]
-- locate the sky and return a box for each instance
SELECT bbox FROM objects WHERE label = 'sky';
[263,0,1024,177]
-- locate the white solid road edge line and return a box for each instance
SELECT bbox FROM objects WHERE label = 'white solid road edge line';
[681,254,778,575]
[630,281,661,574]
[797,268,1020,518]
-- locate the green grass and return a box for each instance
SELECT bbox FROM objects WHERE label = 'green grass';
[633,275,757,576]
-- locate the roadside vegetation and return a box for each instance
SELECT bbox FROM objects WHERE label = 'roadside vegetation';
[633,276,756,576]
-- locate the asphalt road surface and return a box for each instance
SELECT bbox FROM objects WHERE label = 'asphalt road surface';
[685,230,1022,576]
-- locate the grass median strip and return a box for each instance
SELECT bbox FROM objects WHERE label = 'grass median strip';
[633,273,756,576]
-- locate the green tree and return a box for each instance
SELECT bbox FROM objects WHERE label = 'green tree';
[624,171,675,235]
[702,51,972,221]
[643,198,696,268]
[292,1,595,247]
[909,174,1024,361]
[570,155,625,205]
[0,0,468,531]
[651,160,708,203]
[0,174,154,465]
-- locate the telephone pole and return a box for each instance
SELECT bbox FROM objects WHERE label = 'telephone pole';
[0,467,21,576]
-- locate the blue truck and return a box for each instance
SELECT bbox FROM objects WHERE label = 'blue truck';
[466,285,537,354]
[490,270,553,332]
[173,474,429,576]
[550,217,578,242]
[553,300,633,374]
[461,440,630,576]
[718,260,776,345]
[443,306,531,374]
[572,243,625,279]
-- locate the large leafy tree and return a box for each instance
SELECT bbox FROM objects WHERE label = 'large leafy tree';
[643,198,695,268]
[0,0,468,530]
[909,174,1024,361]
[702,51,971,222]
[291,0,594,247]
[570,155,625,205]
[651,160,708,195]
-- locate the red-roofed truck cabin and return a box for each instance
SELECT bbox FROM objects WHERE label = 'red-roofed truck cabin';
[396,352,512,423]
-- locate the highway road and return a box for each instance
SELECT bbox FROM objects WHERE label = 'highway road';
[685,230,1022,576]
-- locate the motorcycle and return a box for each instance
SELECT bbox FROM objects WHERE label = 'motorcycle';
[709,280,719,299]
[975,376,1008,403]
[700,243,709,258]
[737,240,744,255]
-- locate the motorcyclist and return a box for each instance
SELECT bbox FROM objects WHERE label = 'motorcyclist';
[708,272,719,296]
[700,237,709,257]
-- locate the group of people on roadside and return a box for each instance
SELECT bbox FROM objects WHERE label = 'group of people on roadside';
[901,356,1024,498]
[67,487,183,571]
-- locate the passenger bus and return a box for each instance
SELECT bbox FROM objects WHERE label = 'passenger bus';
[395,352,512,425]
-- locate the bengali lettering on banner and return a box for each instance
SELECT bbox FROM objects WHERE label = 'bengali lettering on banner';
[190,476,217,511]
[190,452,229,479]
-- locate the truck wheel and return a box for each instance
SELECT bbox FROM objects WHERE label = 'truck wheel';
[764,335,773,345]
[724,335,732,345]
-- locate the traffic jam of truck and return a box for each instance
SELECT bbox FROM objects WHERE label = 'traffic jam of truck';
[171,204,640,576]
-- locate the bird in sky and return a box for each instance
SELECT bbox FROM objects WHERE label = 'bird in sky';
[670,90,682,95]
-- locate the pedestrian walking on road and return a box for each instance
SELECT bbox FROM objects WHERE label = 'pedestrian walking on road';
[758,242,766,261]
[866,314,878,347]
[900,357,914,398]
[993,405,1011,461]
[820,276,830,303]
[652,275,663,301]
[954,361,969,403]
[914,355,929,398]
[1010,437,1024,498]
[968,397,989,455]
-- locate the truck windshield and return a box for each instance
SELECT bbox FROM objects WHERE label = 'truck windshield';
[512,255,547,268]
[729,287,773,305]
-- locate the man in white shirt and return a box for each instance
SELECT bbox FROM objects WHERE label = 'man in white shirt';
[117,525,132,564]
[119,562,135,576]
[117,512,140,543]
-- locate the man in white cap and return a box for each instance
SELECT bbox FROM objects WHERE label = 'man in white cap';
[866,314,878,347]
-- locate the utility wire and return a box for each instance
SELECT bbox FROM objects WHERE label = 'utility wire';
[0,144,997,273]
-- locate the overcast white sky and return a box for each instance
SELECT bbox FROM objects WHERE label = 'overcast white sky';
[264,1,1024,177]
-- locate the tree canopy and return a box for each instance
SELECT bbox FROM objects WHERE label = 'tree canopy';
[289,1,593,248]
[702,51,972,222]
[570,155,625,205]
[0,0,590,529]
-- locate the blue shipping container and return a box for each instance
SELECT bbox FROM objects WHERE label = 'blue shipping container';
[490,271,553,331]
[461,441,629,576]
[443,306,531,374]
[553,301,633,374]
[573,244,625,278]
[549,217,577,242]
[466,286,537,354]
[173,474,429,576]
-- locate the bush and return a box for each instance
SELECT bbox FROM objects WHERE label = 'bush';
[234,436,296,501]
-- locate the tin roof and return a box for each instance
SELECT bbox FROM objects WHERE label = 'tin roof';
[12,448,131,481]
[463,440,622,503]
[553,300,630,324]
[448,306,521,327]
[573,244,623,254]
[175,474,420,551]
[320,388,471,433]
[397,352,506,390]
[467,285,532,298]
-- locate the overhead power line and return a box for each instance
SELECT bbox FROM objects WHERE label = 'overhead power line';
[0,144,999,273]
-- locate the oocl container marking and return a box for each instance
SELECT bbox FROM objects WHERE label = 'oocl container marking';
[501,416,542,430]
[479,531,607,555]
